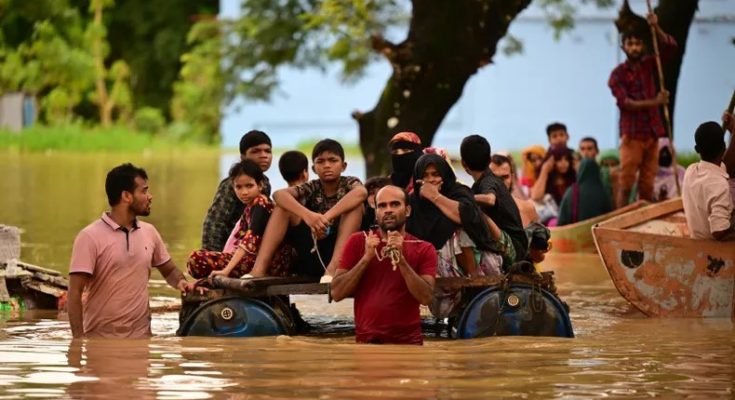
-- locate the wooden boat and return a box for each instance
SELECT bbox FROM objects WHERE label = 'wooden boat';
[0,260,69,311]
[177,270,574,339]
[551,200,648,253]
[0,225,68,312]
[592,198,735,318]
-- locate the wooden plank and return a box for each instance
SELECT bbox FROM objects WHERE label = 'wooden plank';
[14,260,63,277]
[553,200,648,232]
[266,283,328,296]
[595,198,682,230]
[182,273,558,304]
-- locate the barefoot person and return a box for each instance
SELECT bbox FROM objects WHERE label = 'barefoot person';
[68,163,195,339]
[250,139,366,282]
[331,185,436,345]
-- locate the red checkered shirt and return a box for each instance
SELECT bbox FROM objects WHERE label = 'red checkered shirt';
[608,33,677,140]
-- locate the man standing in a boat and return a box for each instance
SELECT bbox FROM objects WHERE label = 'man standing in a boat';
[608,12,677,208]
[331,185,436,345]
[68,163,196,338]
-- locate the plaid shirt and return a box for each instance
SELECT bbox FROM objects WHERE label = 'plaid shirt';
[608,33,677,140]
[201,176,270,251]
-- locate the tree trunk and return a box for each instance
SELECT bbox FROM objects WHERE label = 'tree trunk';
[92,0,112,127]
[353,0,532,176]
[656,0,698,134]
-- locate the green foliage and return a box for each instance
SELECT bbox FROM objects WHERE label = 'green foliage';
[0,123,215,152]
[676,151,699,167]
[537,0,616,39]
[42,87,77,123]
[171,20,224,143]
[221,0,404,103]
[0,19,94,102]
[133,107,166,134]
[105,0,218,115]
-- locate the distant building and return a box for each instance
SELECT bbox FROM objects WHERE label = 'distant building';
[0,92,37,132]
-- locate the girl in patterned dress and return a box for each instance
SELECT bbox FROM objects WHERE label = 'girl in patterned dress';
[187,160,293,279]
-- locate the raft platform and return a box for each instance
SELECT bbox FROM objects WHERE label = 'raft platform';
[177,270,574,339]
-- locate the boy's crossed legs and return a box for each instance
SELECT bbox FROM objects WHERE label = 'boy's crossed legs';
[250,204,363,279]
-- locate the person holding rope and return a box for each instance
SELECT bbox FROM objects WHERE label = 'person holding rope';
[608,12,677,208]
[331,185,436,345]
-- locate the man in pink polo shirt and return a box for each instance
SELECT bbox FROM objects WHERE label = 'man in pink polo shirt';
[68,163,194,339]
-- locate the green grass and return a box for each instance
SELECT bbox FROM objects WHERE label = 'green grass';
[0,124,216,152]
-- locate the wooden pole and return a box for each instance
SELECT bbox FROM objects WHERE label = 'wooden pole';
[723,89,735,131]
[646,0,680,196]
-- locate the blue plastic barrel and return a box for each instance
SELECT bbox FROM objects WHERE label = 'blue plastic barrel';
[179,297,288,337]
[455,283,574,339]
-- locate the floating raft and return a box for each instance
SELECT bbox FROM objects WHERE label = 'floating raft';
[178,271,574,339]
[592,198,735,318]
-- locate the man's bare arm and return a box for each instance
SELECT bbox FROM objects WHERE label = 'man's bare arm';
[68,273,90,338]
[155,259,188,291]
[397,257,435,305]
[330,258,371,302]
[324,186,368,222]
[475,193,496,207]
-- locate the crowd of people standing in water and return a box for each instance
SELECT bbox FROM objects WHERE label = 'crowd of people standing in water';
[66,12,735,344]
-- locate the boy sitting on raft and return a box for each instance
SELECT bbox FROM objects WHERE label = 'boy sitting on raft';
[249,139,367,282]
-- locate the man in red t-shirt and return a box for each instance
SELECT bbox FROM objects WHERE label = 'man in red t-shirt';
[331,185,437,345]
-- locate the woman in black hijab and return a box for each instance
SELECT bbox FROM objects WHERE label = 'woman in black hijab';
[388,132,423,191]
[406,153,505,318]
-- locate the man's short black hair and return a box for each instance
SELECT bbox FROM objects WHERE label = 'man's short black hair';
[278,150,309,183]
[622,30,646,44]
[105,163,148,206]
[365,176,391,193]
[312,138,345,161]
[546,122,567,137]
[239,130,271,155]
[694,121,726,162]
[460,135,491,172]
[580,137,599,151]
[229,159,265,184]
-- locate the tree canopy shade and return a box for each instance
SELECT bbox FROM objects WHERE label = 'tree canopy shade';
[222,0,534,175]
[105,0,218,116]
[221,0,698,175]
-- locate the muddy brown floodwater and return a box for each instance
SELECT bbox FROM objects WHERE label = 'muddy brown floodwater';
[0,152,733,398]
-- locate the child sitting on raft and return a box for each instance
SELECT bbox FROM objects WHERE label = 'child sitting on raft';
[187,160,293,279]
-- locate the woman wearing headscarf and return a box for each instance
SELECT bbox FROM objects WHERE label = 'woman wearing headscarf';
[557,158,612,226]
[531,146,577,204]
[653,138,685,202]
[519,145,546,193]
[530,146,576,226]
[599,149,620,206]
[406,154,506,318]
[388,132,423,192]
